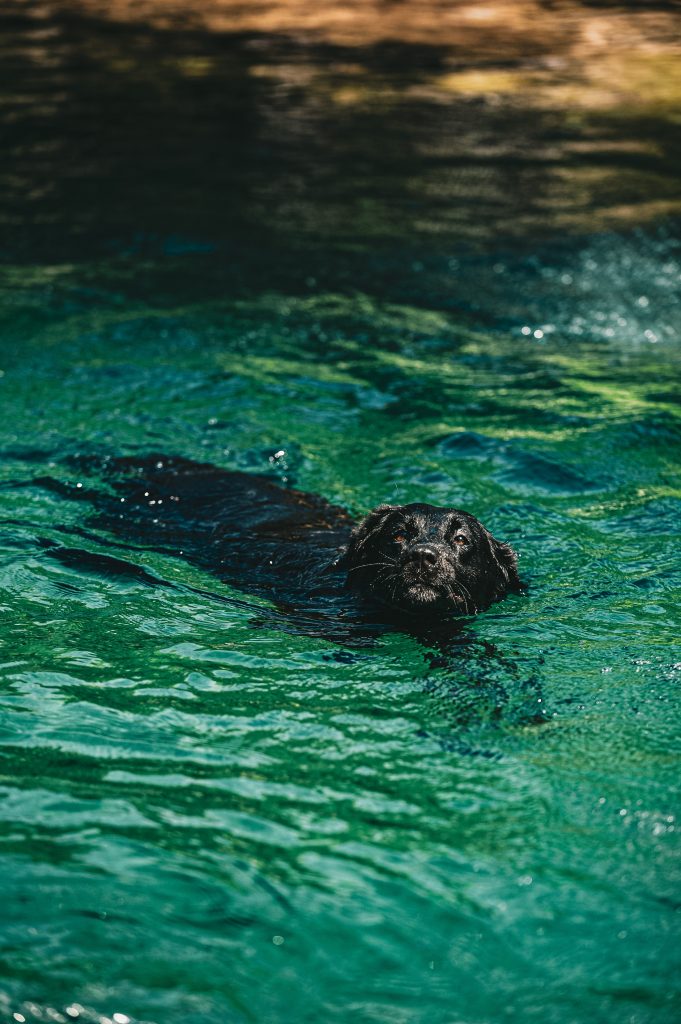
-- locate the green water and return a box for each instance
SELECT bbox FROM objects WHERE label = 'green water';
[1,3,681,1023]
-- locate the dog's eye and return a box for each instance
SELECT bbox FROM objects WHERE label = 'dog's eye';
[453,534,469,545]
[393,530,407,544]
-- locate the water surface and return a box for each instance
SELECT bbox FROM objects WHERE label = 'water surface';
[1,2,680,1022]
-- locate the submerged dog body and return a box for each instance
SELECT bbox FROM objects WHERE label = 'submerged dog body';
[52,455,521,624]
[28,453,547,728]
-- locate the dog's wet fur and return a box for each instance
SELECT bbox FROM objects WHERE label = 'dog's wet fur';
[36,454,521,634]
[343,502,520,617]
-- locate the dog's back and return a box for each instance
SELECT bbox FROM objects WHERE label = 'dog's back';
[70,454,354,608]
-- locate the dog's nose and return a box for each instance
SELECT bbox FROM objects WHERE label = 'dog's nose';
[408,544,438,567]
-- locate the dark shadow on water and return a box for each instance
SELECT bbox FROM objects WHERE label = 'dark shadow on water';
[1,0,680,301]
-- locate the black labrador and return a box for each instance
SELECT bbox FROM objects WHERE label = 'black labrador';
[36,453,521,630]
[28,453,544,728]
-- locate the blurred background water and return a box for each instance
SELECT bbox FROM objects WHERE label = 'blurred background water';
[0,2,680,1022]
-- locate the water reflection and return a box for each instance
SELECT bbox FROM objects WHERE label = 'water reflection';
[2,0,680,272]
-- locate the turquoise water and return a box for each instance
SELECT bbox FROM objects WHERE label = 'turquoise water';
[1,3,681,1023]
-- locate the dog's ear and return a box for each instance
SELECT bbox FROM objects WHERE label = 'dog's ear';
[344,504,399,568]
[485,531,522,594]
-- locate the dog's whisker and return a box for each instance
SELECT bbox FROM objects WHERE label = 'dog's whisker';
[451,579,477,614]
[346,560,397,574]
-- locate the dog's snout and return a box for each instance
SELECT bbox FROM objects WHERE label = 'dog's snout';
[407,544,439,567]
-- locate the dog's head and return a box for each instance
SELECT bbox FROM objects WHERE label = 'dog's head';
[343,502,521,616]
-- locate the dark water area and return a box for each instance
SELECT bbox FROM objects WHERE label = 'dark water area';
[1,2,680,1023]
